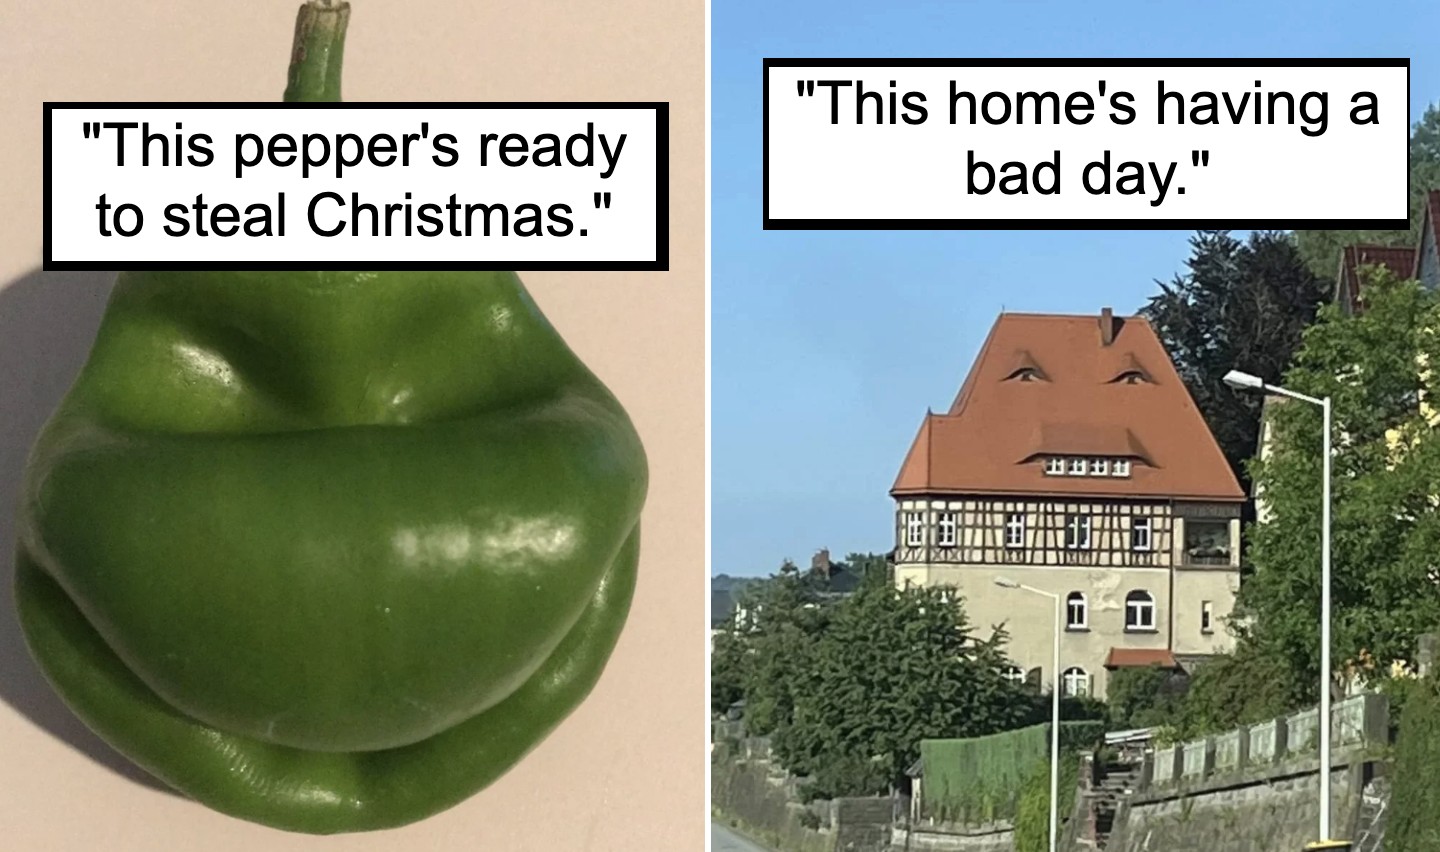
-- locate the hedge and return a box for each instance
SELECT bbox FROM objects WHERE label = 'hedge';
[917,721,1104,824]
[1389,678,1440,852]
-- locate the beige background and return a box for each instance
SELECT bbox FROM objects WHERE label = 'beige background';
[0,0,705,848]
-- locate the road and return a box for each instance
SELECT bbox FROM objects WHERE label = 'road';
[711,821,773,852]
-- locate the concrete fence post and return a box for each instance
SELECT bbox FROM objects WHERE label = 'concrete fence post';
[1274,716,1291,763]
[1236,725,1251,770]
[1362,692,1389,745]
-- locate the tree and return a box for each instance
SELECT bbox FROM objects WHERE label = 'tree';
[1295,104,1440,278]
[775,582,1038,799]
[1142,230,1330,489]
[734,560,830,736]
[1167,648,1302,739]
[711,626,749,715]
[1237,267,1440,699]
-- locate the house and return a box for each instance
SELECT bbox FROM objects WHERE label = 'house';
[1335,189,1440,319]
[889,309,1246,700]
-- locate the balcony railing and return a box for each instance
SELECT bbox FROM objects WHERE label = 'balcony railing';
[1182,552,1232,567]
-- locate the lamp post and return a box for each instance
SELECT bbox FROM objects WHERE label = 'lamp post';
[995,577,1061,852]
[1223,369,1339,849]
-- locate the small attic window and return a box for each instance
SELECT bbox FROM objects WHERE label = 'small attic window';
[1008,367,1045,382]
[1116,370,1149,385]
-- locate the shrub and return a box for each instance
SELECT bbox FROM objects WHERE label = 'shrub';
[1013,750,1081,852]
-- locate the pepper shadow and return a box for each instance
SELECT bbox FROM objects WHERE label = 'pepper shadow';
[0,268,173,793]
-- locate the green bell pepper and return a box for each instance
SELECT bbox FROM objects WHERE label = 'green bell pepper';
[14,0,646,834]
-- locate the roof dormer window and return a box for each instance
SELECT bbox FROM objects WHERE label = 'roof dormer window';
[1115,370,1149,384]
[1007,367,1045,382]
[1040,456,1135,477]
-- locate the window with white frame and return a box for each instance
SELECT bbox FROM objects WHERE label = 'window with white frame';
[1001,665,1026,685]
[1067,458,1087,476]
[904,512,926,547]
[1004,512,1025,548]
[1045,457,1065,475]
[1112,459,1132,477]
[1064,514,1091,549]
[1089,458,1109,476]
[1065,592,1088,630]
[937,512,958,547]
[1062,667,1090,698]
[1125,590,1156,631]
[1131,516,1152,551]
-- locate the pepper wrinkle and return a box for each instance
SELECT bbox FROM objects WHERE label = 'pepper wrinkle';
[12,2,645,836]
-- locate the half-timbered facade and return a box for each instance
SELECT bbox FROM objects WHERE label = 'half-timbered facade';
[891,309,1246,699]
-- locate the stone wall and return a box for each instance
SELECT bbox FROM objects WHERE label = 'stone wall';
[834,798,894,852]
[890,820,1013,851]
[1106,693,1391,852]
[711,738,833,852]
[711,737,893,852]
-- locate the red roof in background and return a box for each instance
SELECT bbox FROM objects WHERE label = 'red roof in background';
[891,312,1245,502]
[1336,245,1417,314]
[1104,648,1180,669]
[1421,190,1440,278]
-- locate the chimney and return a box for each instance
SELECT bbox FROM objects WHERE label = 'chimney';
[1099,307,1115,346]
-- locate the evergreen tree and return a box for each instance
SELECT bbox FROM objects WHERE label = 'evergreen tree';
[1142,230,1330,490]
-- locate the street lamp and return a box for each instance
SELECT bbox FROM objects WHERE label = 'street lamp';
[1223,369,1339,848]
[995,577,1062,852]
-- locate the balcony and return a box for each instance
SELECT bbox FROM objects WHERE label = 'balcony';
[1182,519,1234,568]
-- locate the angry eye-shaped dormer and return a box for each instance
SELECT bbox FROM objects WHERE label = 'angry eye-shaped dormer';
[1004,349,1048,382]
[1108,353,1154,385]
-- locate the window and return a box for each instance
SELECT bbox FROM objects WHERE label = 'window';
[1089,458,1109,476]
[1112,459,1132,477]
[1062,667,1091,698]
[1184,519,1231,566]
[1065,592,1088,630]
[1067,458,1087,476]
[1131,517,1152,551]
[1005,513,1026,548]
[1001,665,1026,685]
[1201,600,1214,634]
[1064,514,1091,549]
[904,512,926,547]
[937,512,958,547]
[1125,590,1156,631]
[1045,457,1065,476]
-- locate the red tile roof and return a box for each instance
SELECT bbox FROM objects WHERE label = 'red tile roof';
[891,312,1244,501]
[1336,245,1417,314]
[1104,648,1180,669]
[1418,190,1440,280]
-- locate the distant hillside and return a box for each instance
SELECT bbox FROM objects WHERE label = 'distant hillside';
[711,574,761,593]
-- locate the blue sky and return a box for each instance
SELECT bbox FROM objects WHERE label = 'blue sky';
[711,0,1440,576]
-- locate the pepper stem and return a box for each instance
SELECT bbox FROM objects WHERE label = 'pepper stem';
[284,0,351,103]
